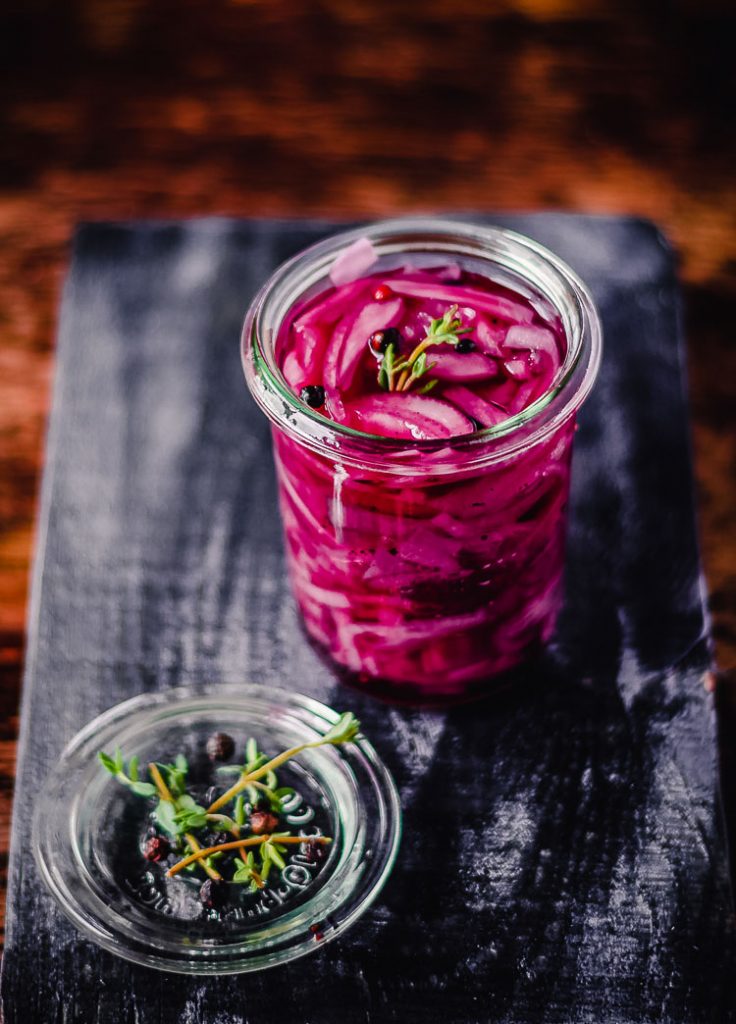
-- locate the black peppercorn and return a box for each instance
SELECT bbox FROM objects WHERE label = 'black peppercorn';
[206,732,235,762]
[456,337,476,353]
[302,840,327,865]
[300,384,326,408]
[199,878,228,910]
[368,326,402,354]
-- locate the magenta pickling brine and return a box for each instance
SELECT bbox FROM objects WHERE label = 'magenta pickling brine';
[243,220,602,701]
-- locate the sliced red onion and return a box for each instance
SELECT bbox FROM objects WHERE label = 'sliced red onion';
[504,324,560,366]
[508,380,539,413]
[291,322,325,369]
[335,297,404,390]
[281,350,307,388]
[443,385,509,427]
[503,357,531,380]
[347,393,475,439]
[430,352,498,382]
[475,317,507,357]
[294,280,368,329]
[329,238,378,286]
[381,279,534,323]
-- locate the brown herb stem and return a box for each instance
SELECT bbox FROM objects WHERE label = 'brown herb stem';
[148,762,222,881]
[207,742,312,814]
[167,835,332,878]
[206,812,240,838]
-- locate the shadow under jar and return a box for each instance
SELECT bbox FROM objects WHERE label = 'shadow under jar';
[242,219,602,703]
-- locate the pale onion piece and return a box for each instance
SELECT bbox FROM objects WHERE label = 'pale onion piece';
[347,392,475,440]
[503,324,560,365]
[329,237,378,286]
[430,351,499,382]
[381,279,535,323]
[443,384,509,426]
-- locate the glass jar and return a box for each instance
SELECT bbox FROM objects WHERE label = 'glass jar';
[242,219,602,702]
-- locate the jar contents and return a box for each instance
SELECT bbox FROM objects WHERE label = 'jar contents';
[278,255,565,437]
[268,245,574,700]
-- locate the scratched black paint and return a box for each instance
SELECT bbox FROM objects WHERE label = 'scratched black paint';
[1,215,733,1023]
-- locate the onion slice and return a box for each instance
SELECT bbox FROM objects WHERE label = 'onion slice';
[347,393,475,439]
[329,238,378,286]
[381,279,534,323]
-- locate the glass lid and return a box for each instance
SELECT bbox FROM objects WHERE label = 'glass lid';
[32,686,402,974]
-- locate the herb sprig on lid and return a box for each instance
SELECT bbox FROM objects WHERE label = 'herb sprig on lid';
[98,711,360,910]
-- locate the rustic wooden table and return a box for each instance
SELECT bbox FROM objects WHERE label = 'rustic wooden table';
[0,1,734,944]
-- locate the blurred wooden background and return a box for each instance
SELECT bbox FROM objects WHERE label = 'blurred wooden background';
[0,0,734,944]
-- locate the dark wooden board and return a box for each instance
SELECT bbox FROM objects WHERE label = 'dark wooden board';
[1,214,733,1023]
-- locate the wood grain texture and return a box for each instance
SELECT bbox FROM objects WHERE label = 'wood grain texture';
[0,214,733,1023]
[0,0,735,950]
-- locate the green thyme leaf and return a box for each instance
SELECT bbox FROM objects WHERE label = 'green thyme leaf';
[269,846,286,870]
[154,799,178,836]
[130,780,158,798]
[175,810,208,831]
[234,795,246,827]
[173,794,207,831]
[320,711,360,746]
[157,759,188,798]
[210,816,235,832]
[98,751,117,774]
[99,750,156,796]
[375,304,471,394]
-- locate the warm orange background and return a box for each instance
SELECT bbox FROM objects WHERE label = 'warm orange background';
[1,0,734,941]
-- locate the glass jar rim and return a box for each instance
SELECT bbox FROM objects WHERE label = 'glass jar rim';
[242,217,602,471]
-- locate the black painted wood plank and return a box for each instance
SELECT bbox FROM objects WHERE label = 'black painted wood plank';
[2,215,733,1024]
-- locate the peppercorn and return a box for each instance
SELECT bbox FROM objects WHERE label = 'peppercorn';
[250,809,280,834]
[456,337,476,353]
[373,284,394,302]
[206,732,235,762]
[302,840,327,865]
[300,384,326,408]
[368,326,402,354]
[143,835,170,862]
[199,878,228,910]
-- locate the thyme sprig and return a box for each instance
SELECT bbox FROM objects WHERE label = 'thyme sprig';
[214,736,294,812]
[97,710,360,897]
[167,834,333,879]
[206,711,360,814]
[98,748,157,798]
[377,304,471,393]
[147,761,222,881]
